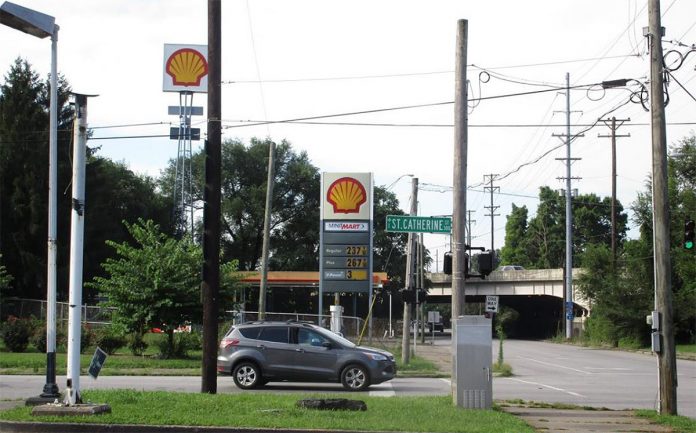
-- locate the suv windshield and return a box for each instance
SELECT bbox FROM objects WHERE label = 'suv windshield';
[313,325,356,348]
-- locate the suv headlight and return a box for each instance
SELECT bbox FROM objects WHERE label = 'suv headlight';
[363,352,387,361]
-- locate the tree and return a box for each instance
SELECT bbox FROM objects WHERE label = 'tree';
[82,156,173,300]
[504,186,628,269]
[578,134,696,345]
[0,58,72,300]
[500,204,529,266]
[159,138,321,271]
[91,219,239,356]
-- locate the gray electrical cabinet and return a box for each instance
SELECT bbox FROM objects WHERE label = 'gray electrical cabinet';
[452,315,492,409]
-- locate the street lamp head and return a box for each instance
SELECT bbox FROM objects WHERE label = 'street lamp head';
[0,1,55,38]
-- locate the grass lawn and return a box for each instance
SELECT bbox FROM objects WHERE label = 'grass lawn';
[0,390,535,433]
[636,409,696,433]
[677,344,696,353]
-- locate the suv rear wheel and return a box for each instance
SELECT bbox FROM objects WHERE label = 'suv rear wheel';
[233,362,262,389]
[341,364,369,391]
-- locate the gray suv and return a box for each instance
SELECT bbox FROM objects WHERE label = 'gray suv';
[217,321,396,391]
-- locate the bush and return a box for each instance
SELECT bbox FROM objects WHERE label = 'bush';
[30,322,67,353]
[1,316,31,352]
[156,331,200,359]
[128,332,148,356]
[94,328,127,355]
[81,324,94,353]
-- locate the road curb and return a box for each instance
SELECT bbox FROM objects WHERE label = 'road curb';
[0,421,405,433]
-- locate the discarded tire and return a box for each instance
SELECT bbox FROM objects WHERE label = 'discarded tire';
[296,398,367,411]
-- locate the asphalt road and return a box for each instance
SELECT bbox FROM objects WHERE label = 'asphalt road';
[1,340,694,418]
[492,339,695,417]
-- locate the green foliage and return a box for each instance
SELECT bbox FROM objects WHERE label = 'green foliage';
[155,331,201,359]
[91,219,240,357]
[94,328,127,355]
[580,133,696,345]
[492,362,513,377]
[160,138,321,271]
[1,59,172,302]
[126,332,147,356]
[503,186,628,269]
[500,204,530,266]
[0,255,12,291]
[1,316,31,352]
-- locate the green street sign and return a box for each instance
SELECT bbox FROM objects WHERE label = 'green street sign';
[386,215,452,234]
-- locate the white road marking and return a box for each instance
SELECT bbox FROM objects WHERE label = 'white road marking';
[369,382,396,397]
[517,356,592,375]
[584,367,631,371]
[506,378,586,398]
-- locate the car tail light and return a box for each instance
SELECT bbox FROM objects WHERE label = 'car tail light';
[220,338,239,349]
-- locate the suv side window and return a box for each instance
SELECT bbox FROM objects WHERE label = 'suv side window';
[239,327,261,340]
[297,328,330,347]
[259,326,288,343]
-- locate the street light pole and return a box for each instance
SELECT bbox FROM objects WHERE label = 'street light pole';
[0,1,61,404]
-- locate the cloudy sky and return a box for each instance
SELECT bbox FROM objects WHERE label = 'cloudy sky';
[1,0,694,271]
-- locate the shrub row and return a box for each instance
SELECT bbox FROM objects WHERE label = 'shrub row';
[1,317,203,358]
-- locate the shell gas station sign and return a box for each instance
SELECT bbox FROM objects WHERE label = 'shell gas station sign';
[163,44,208,93]
[320,173,373,294]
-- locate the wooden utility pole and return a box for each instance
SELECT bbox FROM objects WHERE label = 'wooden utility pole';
[598,117,630,265]
[466,210,475,247]
[451,18,468,405]
[451,19,468,321]
[258,141,276,320]
[483,174,499,252]
[401,177,418,364]
[648,0,677,415]
[202,0,221,394]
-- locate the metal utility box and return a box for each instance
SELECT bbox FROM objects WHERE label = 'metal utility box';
[453,315,492,409]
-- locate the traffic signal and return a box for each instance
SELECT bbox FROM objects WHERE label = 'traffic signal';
[685,219,695,250]
[400,288,415,304]
[477,251,495,276]
[443,252,452,275]
[443,251,469,276]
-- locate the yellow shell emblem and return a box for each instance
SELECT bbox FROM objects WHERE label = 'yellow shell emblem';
[166,48,208,87]
[327,177,367,214]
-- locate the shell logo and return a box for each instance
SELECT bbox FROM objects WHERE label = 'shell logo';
[165,48,208,87]
[327,177,367,214]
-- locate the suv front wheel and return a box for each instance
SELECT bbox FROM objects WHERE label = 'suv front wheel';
[341,364,370,391]
[233,362,262,389]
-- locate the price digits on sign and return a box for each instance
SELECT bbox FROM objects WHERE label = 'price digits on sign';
[345,245,367,256]
[346,258,367,268]
[346,270,367,281]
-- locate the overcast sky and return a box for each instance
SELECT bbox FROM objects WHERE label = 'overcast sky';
[1,0,694,271]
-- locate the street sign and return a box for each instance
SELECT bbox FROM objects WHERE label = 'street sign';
[169,127,200,141]
[485,295,499,313]
[168,106,204,116]
[88,347,107,379]
[385,215,452,233]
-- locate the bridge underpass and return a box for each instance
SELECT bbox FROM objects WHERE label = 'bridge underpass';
[426,269,588,339]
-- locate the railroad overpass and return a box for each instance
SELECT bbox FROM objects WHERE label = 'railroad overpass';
[426,268,589,338]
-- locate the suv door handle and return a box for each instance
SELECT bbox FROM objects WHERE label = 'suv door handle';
[295,348,305,353]
[256,344,266,350]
